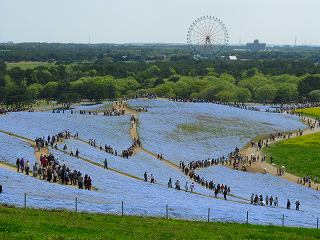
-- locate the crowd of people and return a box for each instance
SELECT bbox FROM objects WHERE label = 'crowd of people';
[298,175,319,188]
[168,98,263,111]
[0,107,27,114]
[52,108,125,116]
[15,153,93,190]
[16,158,31,175]
[142,172,198,194]
[134,107,148,112]
[287,199,301,211]
[87,136,141,159]
[168,98,320,116]
[0,108,8,115]
[178,161,231,200]
[35,131,72,151]
[250,194,301,210]
[250,194,279,207]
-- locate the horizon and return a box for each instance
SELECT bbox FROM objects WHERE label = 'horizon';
[1,0,319,45]
[1,41,319,48]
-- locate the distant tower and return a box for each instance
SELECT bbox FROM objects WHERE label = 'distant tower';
[294,37,297,47]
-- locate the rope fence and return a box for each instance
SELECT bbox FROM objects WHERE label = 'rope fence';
[3,192,319,229]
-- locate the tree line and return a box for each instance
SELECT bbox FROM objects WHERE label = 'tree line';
[1,60,320,107]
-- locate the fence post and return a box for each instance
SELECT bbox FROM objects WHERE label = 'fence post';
[24,193,27,209]
[317,217,319,229]
[246,211,249,224]
[75,197,78,213]
[166,204,168,219]
[121,201,124,216]
[282,214,285,227]
[207,208,210,223]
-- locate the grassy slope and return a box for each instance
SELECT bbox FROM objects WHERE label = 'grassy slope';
[295,108,320,119]
[264,132,320,177]
[0,206,319,240]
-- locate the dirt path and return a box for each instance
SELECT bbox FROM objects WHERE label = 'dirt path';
[0,162,17,171]
[122,101,320,194]
[112,101,141,154]
[239,115,320,190]
[0,129,48,163]
[0,113,265,205]
[118,101,252,203]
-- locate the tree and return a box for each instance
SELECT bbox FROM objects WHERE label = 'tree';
[154,83,175,97]
[169,67,177,76]
[207,67,218,77]
[4,84,29,107]
[216,90,237,102]
[32,69,53,84]
[58,92,80,107]
[173,81,192,98]
[220,73,236,84]
[275,83,298,103]
[0,86,6,102]
[145,65,160,78]
[41,81,59,99]
[298,75,320,97]
[309,90,320,102]
[236,88,251,103]
[27,83,43,99]
[255,85,277,103]
[242,68,259,78]
[9,67,25,85]
[198,86,217,101]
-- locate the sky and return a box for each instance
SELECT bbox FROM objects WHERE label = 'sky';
[0,0,319,45]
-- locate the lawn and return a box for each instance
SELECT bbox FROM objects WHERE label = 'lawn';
[0,205,319,240]
[295,107,320,119]
[264,132,320,178]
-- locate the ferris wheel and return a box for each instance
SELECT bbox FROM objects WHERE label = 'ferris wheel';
[187,15,229,56]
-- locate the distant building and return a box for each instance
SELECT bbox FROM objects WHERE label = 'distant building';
[228,55,237,61]
[246,39,266,51]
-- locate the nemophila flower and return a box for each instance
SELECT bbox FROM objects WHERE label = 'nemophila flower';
[0,107,131,150]
[128,99,305,164]
[0,132,36,166]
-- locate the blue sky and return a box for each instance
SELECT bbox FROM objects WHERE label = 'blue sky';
[0,0,319,45]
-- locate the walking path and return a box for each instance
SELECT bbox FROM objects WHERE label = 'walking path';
[3,100,317,207]
[0,127,253,205]
[113,102,140,148]
[238,115,320,190]
[118,102,320,192]
[113,101,251,202]
[0,129,48,162]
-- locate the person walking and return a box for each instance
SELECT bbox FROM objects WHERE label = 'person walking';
[150,174,155,183]
[20,158,25,173]
[25,160,30,175]
[144,172,148,182]
[250,194,254,204]
[16,158,20,172]
[104,159,108,169]
[185,182,189,192]
[190,182,195,193]
[287,199,291,209]
[295,200,300,211]
[223,188,227,200]
[168,178,172,188]
[33,163,38,177]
